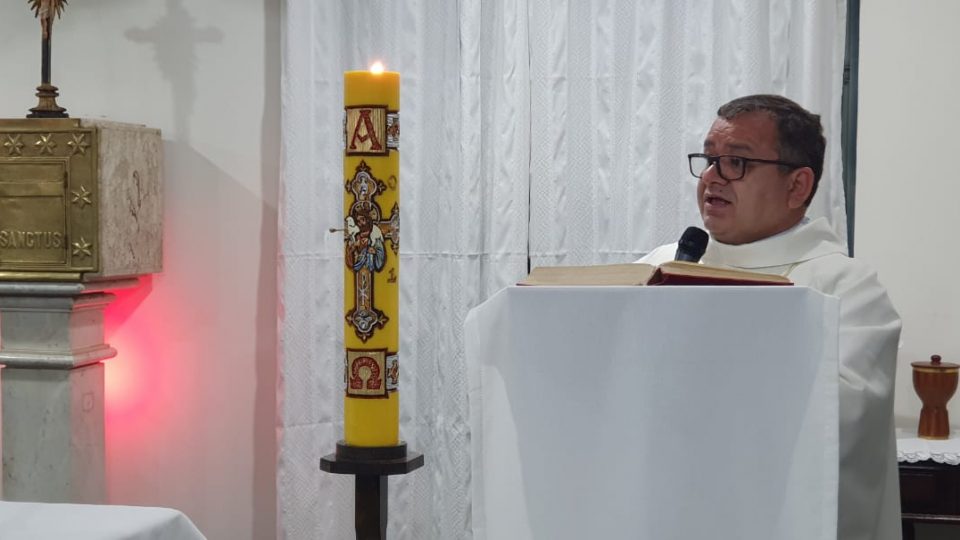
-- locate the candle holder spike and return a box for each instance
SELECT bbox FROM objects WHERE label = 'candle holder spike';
[321,441,424,540]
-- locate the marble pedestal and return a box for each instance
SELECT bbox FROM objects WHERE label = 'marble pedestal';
[0,280,135,503]
[0,118,161,503]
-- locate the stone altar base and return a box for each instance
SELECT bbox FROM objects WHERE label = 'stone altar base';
[0,117,162,504]
[0,280,134,503]
[2,364,104,502]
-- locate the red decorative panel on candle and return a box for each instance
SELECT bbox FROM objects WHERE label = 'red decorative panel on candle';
[345,349,388,398]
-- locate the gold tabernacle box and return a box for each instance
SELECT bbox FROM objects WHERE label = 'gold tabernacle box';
[0,119,162,281]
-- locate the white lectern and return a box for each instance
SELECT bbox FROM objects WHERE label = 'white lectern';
[466,286,839,540]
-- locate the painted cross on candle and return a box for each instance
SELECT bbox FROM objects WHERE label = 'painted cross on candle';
[344,161,399,343]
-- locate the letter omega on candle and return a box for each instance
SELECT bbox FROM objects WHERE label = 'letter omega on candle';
[342,67,400,446]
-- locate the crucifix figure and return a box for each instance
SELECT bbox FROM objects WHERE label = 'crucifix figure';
[27,0,69,118]
[344,161,400,342]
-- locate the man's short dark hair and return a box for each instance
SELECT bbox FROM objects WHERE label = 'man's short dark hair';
[717,94,826,206]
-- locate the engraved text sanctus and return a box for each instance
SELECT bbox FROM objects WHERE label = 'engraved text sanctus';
[0,230,64,249]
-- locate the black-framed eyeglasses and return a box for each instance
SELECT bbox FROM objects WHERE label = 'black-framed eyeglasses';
[687,153,807,181]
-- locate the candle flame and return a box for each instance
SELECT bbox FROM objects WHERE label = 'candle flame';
[370,61,385,75]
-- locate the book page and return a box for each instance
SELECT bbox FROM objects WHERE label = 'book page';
[519,263,656,286]
[656,261,791,284]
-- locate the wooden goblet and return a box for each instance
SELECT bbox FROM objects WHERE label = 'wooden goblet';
[912,354,959,440]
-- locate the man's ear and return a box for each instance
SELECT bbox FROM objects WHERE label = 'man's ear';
[787,167,815,209]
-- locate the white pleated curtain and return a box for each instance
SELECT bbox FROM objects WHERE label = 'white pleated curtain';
[279,1,847,538]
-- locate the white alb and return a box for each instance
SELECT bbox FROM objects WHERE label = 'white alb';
[638,217,902,540]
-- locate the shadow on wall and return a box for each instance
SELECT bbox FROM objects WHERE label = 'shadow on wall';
[112,1,279,537]
[103,139,229,441]
[104,136,279,539]
[124,0,223,143]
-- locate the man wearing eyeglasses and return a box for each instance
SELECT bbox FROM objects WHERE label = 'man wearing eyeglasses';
[638,95,902,540]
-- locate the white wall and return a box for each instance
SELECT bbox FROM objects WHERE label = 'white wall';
[0,2,279,539]
[859,1,960,434]
[858,3,959,537]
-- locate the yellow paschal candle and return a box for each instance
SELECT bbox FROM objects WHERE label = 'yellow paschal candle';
[342,64,400,446]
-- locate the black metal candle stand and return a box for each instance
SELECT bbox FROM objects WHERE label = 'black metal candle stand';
[320,441,424,540]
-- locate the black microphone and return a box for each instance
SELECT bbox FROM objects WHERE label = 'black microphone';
[674,226,708,262]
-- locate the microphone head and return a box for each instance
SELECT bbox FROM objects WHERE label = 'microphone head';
[675,226,709,262]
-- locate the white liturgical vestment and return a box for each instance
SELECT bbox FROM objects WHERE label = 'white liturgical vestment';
[638,217,901,540]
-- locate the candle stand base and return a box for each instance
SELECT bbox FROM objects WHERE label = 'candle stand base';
[321,441,424,540]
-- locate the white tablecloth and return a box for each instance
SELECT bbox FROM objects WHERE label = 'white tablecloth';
[466,286,840,540]
[0,501,205,539]
[897,428,960,464]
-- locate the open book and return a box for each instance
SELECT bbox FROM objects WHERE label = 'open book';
[518,261,792,286]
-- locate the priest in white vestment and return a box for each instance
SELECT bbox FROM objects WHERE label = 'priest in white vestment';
[638,95,901,540]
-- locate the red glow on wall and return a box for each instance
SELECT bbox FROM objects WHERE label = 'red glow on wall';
[104,335,148,423]
[102,279,157,425]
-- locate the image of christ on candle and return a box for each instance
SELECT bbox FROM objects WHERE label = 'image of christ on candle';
[345,207,386,273]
